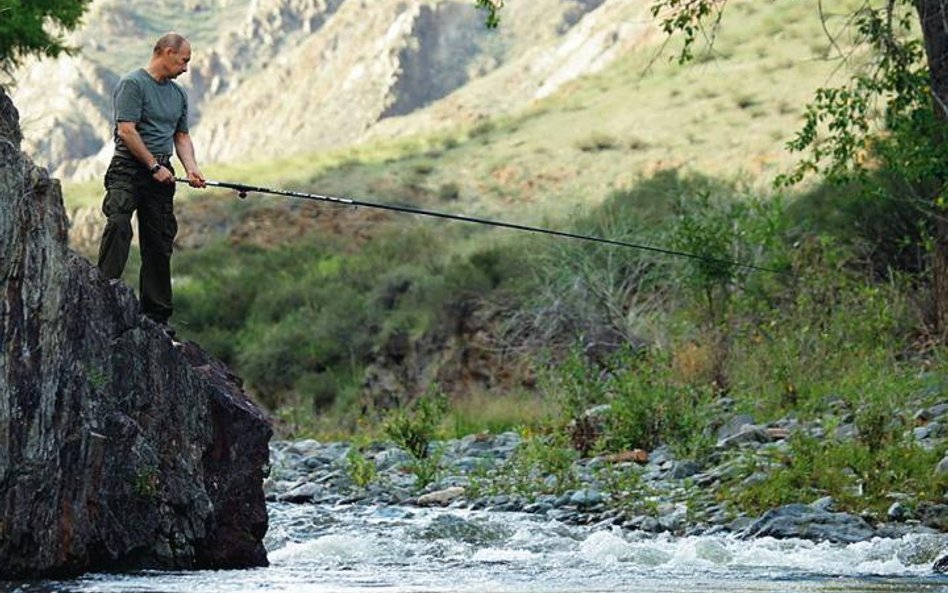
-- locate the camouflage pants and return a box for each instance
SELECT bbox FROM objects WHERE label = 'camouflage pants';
[97,155,178,324]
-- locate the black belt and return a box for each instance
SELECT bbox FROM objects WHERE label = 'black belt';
[113,153,172,166]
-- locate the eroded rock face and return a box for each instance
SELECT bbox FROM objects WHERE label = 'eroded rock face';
[0,88,271,578]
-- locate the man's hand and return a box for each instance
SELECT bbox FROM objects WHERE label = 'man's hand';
[186,169,206,188]
[152,165,175,185]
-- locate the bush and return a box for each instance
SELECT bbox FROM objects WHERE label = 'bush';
[173,220,530,426]
[438,182,460,201]
[382,391,449,489]
[345,447,377,488]
[606,360,715,458]
[383,391,448,460]
[489,431,580,499]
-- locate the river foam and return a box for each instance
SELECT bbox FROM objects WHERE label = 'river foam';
[52,503,948,593]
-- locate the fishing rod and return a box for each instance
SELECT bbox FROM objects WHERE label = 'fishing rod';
[175,178,787,275]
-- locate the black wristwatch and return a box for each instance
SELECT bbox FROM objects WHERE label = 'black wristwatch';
[149,162,161,174]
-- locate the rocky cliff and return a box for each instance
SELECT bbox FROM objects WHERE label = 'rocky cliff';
[0,89,271,577]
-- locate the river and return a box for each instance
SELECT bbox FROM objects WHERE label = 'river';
[8,502,948,593]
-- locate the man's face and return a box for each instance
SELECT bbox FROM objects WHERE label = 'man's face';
[165,43,191,79]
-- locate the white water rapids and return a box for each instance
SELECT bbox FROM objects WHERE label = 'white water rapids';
[22,503,948,593]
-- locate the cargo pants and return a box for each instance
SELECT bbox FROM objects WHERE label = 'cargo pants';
[97,155,178,324]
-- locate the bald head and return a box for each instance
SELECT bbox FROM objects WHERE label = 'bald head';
[153,33,189,55]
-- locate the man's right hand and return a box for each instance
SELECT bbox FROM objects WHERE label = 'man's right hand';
[152,165,174,185]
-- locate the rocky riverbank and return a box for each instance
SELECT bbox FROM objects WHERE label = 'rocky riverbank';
[265,403,948,553]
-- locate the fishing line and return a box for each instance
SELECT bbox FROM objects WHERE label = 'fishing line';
[176,178,789,275]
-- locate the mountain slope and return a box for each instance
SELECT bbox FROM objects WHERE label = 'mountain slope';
[12,0,647,180]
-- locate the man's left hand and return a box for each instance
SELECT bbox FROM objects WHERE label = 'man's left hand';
[187,170,207,188]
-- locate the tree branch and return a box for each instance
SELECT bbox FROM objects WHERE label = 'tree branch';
[818,0,845,60]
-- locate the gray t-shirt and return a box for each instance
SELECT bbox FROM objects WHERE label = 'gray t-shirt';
[112,68,189,159]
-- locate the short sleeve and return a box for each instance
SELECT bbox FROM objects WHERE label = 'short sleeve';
[113,78,143,123]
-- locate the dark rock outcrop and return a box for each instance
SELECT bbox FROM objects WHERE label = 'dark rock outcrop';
[0,88,271,578]
[935,553,948,573]
[740,503,876,544]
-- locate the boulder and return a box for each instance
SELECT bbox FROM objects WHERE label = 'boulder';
[417,486,466,506]
[741,503,876,544]
[917,503,948,531]
[0,88,271,578]
[716,425,774,449]
[935,553,948,573]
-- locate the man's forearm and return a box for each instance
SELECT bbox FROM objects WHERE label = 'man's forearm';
[119,125,159,168]
[174,134,200,174]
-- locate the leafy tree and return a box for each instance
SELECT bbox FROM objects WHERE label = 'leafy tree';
[0,0,91,72]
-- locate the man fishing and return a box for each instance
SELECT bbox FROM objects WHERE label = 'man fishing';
[97,32,206,337]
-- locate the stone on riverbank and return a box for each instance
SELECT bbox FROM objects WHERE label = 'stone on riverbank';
[741,503,876,544]
[0,89,271,578]
[935,553,948,573]
[418,487,466,506]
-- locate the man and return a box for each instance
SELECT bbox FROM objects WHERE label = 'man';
[97,32,206,335]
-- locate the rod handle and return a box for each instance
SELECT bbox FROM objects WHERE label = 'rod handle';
[174,177,249,198]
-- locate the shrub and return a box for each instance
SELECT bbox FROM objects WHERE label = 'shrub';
[345,447,377,489]
[490,430,580,499]
[383,391,449,489]
[604,356,716,460]
[383,391,448,460]
[438,182,460,201]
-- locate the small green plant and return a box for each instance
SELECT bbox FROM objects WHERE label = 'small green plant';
[383,391,447,459]
[490,431,579,499]
[345,446,377,489]
[468,119,495,138]
[594,459,646,510]
[382,391,448,489]
[413,163,435,176]
[540,347,607,429]
[87,365,108,390]
[627,136,650,151]
[134,469,159,500]
[475,0,503,28]
[406,447,445,490]
[604,356,716,461]
[438,182,460,201]
[462,460,496,500]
